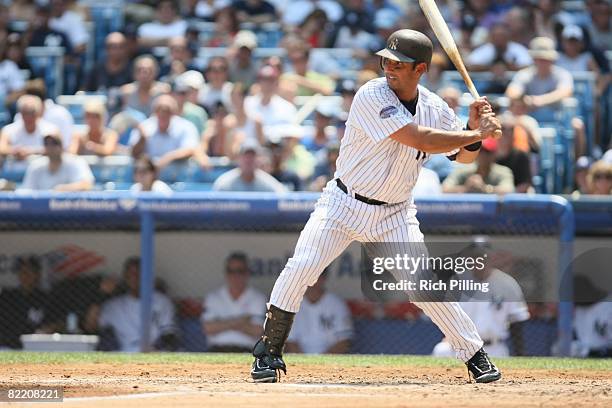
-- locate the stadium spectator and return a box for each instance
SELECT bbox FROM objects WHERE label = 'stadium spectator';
[286,271,353,354]
[190,0,233,21]
[272,125,316,181]
[505,37,573,123]
[421,53,449,94]
[557,25,610,97]
[19,81,74,148]
[267,140,302,191]
[338,78,357,117]
[199,56,233,114]
[8,0,37,22]
[296,8,332,48]
[281,43,335,98]
[201,252,266,352]
[374,7,402,45]
[432,237,529,357]
[120,55,171,117]
[228,30,259,89]
[0,255,51,349]
[130,155,173,194]
[4,33,37,81]
[172,70,208,135]
[49,0,89,55]
[27,4,73,56]
[586,160,612,195]
[496,115,532,193]
[301,102,339,152]
[533,0,577,43]
[309,142,339,192]
[18,131,94,192]
[244,65,297,144]
[200,84,249,160]
[443,138,515,194]
[466,23,532,72]
[0,4,11,45]
[587,0,612,52]
[200,101,237,160]
[281,0,343,27]
[212,141,287,192]
[0,43,26,108]
[83,32,133,95]
[129,95,200,169]
[503,7,536,47]
[413,167,443,196]
[97,256,179,352]
[507,96,542,153]
[233,0,277,25]
[159,37,198,83]
[207,6,240,47]
[0,95,58,171]
[137,0,188,48]
[331,8,376,53]
[572,156,594,196]
[69,101,118,156]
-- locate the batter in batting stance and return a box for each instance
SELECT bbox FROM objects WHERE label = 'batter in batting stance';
[251,30,503,383]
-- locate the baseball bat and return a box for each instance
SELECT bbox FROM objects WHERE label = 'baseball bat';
[418,0,501,138]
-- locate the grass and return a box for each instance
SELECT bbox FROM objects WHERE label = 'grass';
[0,352,610,371]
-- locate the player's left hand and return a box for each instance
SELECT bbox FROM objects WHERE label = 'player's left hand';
[468,97,493,130]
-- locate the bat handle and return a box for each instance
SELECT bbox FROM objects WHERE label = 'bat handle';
[467,84,502,139]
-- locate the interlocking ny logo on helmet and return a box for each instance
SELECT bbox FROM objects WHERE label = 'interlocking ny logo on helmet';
[389,38,399,51]
[376,29,433,66]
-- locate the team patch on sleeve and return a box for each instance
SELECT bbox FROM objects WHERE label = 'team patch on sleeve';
[379,105,399,119]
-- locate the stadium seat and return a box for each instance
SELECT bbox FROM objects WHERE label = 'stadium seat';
[25,47,65,99]
[83,0,125,63]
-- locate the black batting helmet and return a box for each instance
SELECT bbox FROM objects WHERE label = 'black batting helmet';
[376,29,434,67]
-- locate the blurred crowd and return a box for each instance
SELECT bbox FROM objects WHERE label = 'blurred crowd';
[0,0,610,196]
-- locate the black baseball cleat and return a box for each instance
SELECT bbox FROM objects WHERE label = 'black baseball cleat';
[251,338,287,383]
[466,348,502,383]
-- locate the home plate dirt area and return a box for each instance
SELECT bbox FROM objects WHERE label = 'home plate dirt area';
[0,353,610,408]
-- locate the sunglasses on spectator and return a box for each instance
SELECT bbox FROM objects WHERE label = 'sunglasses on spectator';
[593,173,612,181]
[106,43,125,49]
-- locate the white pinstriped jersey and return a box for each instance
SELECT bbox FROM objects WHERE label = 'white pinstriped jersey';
[336,78,464,203]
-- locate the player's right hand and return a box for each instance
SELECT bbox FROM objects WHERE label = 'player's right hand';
[478,112,502,139]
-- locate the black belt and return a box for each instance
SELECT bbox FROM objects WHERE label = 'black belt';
[336,179,387,206]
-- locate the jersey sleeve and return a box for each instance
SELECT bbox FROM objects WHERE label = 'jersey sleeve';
[347,80,413,143]
[439,102,464,160]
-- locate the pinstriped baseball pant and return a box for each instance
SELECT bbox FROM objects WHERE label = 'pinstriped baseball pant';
[269,180,484,362]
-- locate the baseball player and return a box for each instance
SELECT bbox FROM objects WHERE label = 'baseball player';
[251,30,502,383]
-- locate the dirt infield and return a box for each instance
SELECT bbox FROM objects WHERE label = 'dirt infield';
[1,358,611,408]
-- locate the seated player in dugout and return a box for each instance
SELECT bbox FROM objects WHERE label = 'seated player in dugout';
[250,29,503,384]
[201,252,266,352]
[285,269,353,354]
[431,237,529,358]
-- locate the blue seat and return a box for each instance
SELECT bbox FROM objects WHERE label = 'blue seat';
[159,162,192,183]
[26,47,65,99]
[172,182,214,191]
[90,163,133,184]
[189,165,234,183]
[87,2,125,63]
